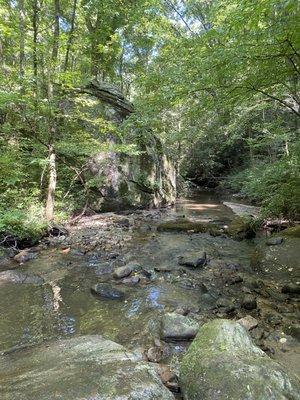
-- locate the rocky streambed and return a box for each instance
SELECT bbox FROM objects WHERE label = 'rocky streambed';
[0,191,299,399]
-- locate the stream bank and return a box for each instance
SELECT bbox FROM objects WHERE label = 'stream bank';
[0,191,299,398]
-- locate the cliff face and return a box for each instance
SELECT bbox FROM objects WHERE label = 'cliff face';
[78,81,176,211]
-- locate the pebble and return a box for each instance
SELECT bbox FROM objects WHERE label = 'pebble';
[113,265,133,279]
[241,294,257,310]
[237,315,258,331]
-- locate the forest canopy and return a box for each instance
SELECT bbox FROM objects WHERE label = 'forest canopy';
[0,0,299,242]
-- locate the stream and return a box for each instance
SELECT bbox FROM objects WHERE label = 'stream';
[0,191,299,394]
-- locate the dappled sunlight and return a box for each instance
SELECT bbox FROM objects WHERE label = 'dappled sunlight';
[182,203,220,210]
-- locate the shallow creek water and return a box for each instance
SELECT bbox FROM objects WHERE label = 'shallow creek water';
[0,191,299,380]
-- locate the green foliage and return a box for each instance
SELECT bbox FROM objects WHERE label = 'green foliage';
[0,206,47,243]
[225,144,300,219]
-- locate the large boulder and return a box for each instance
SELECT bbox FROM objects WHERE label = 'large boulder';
[180,319,300,400]
[76,81,176,212]
[0,335,175,400]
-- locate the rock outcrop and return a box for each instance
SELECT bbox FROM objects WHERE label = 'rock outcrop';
[180,319,300,400]
[0,335,175,400]
[77,81,176,211]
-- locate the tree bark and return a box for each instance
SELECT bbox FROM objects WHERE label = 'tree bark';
[64,0,77,71]
[52,0,60,62]
[32,0,38,97]
[18,0,25,91]
[45,0,60,220]
[45,145,57,221]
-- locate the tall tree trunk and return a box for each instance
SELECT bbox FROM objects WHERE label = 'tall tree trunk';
[52,0,60,62]
[45,0,60,221]
[64,0,77,71]
[45,145,57,221]
[18,0,25,92]
[32,0,38,98]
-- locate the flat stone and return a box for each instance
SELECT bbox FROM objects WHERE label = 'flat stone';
[0,270,43,285]
[154,266,173,272]
[161,312,199,341]
[91,283,125,300]
[266,237,283,246]
[122,276,140,285]
[0,336,175,400]
[178,251,207,268]
[113,265,132,279]
[238,315,258,330]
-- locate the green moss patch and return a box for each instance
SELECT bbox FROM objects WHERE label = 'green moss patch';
[281,225,300,238]
[157,220,222,236]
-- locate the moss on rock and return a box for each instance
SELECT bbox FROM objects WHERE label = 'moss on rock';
[281,225,300,238]
[227,216,257,240]
[157,220,222,236]
[180,319,300,400]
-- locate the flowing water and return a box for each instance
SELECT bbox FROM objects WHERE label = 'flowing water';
[0,191,299,378]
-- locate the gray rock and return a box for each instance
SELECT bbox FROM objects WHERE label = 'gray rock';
[147,346,163,363]
[284,323,300,341]
[122,276,140,285]
[113,265,132,279]
[180,319,300,400]
[282,284,300,295]
[178,251,207,268]
[161,312,199,341]
[237,315,258,330]
[0,335,175,400]
[14,249,36,264]
[266,237,283,246]
[91,283,125,300]
[242,294,257,310]
[0,270,43,285]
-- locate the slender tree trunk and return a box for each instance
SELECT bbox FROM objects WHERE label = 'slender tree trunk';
[64,0,77,71]
[45,145,57,221]
[19,0,25,92]
[32,0,38,98]
[52,0,60,62]
[45,0,60,221]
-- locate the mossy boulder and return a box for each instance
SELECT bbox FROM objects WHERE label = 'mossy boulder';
[227,216,257,240]
[0,335,175,400]
[180,319,300,400]
[281,225,300,238]
[157,220,222,236]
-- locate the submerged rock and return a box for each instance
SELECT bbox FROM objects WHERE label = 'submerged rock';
[122,276,140,285]
[157,220,221,235]
[180,319,300,400]
[161,312,199,341]
[0,270,43,285]
[241,294,257,310]
[113,265,132,279]
[282,284,300,295]
[91,283,125,300]
[0,335,175,400]
[266,236,283,246]
[178,252,207,268]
